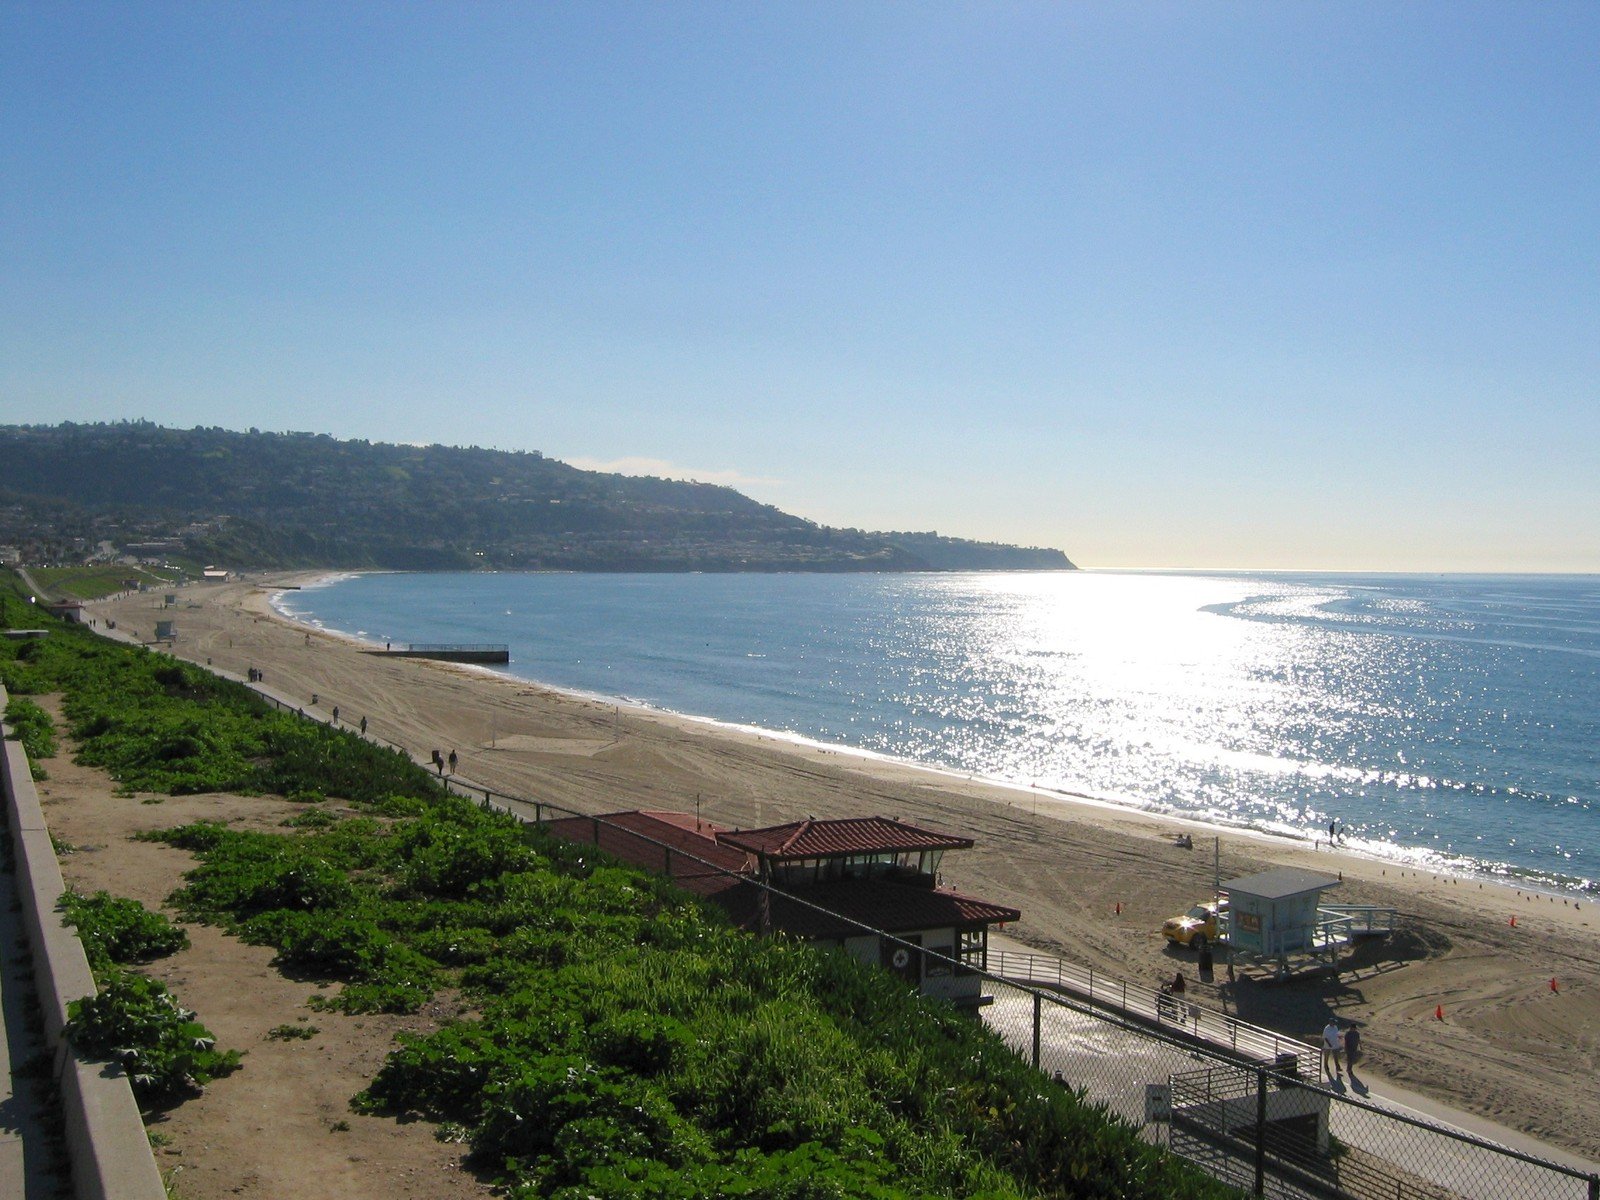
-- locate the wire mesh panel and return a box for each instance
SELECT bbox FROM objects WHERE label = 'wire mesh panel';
[1163,1063,1597,1200]
[980,974,1595,1200]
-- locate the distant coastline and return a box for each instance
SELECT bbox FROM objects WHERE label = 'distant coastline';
[0,421,1077,574]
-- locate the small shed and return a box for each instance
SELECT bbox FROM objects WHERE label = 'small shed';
[44,600,87,624]
[1222,867,1342,976]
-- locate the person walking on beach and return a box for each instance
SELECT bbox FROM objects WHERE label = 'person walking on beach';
[1322,1018,1344,1080]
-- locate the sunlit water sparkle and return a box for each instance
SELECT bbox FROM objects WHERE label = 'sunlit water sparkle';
[278,571,1600,894]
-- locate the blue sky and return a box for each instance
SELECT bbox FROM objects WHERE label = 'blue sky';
[3,3,1596,571]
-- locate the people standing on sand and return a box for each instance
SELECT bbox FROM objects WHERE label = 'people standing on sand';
[1322,1018,1344,1080]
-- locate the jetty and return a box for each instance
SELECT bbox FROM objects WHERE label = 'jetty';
[361,642,510,664]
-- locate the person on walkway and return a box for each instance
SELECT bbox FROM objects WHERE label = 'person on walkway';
[431,749,444,775]
[359,715,368,735]
[1343,1022,1361,1075]
[448,749,458,774]
[1322,1018,1344,1080]
[331,705,339,724]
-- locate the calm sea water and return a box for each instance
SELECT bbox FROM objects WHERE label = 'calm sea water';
[278,571,1600,893]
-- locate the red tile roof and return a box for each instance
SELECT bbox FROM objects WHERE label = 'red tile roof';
[716,816,973,859]
[541,810,750,878]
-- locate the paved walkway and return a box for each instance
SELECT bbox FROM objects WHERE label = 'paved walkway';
[0,853,68,1198]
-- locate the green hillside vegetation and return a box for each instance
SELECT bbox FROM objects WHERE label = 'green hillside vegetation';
[29,562,191,600]
[0,591,1227,1199]
[0,421,1075,573]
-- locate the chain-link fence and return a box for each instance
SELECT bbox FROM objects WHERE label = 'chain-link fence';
[980,969,1597,1199]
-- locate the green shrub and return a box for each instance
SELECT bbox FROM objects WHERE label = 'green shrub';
[267,1023,319,1041]
[61,890,188,974]
[4,696,57,777]
[66,968,241,1103]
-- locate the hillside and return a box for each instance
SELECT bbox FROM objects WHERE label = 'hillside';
[0,422,1074,573]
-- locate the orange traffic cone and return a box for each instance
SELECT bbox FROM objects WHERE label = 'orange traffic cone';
[1434,1005,1444,1021]
[1510,916,1517,928]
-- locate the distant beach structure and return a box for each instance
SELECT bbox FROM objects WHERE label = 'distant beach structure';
[364,642,509,664]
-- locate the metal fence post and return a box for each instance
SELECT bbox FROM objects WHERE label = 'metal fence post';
[1254,1067,1267,1197]
[1032,992,1042,1069]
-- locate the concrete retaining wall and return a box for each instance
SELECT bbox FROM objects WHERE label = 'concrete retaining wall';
[1,686,166,1200]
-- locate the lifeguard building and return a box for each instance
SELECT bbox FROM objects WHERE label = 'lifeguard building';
[543,811,1020,1009]
[1221,866,1394,977]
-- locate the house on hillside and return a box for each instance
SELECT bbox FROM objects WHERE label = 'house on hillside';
[44,599,87,624]
[542,811,1020,1009]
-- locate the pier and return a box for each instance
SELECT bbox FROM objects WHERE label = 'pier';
[361,642,510,664]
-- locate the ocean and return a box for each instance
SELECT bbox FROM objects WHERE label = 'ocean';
[276,570,1600,894]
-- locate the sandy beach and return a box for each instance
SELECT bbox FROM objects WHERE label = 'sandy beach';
[86,574,1600,1165]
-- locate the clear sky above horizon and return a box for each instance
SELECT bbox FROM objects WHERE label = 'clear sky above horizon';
[3,3,1597,571]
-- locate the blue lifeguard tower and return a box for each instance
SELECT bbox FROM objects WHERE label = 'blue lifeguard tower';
[1220,866,1393,977]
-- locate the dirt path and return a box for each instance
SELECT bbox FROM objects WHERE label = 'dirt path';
[34,701,491,1200]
